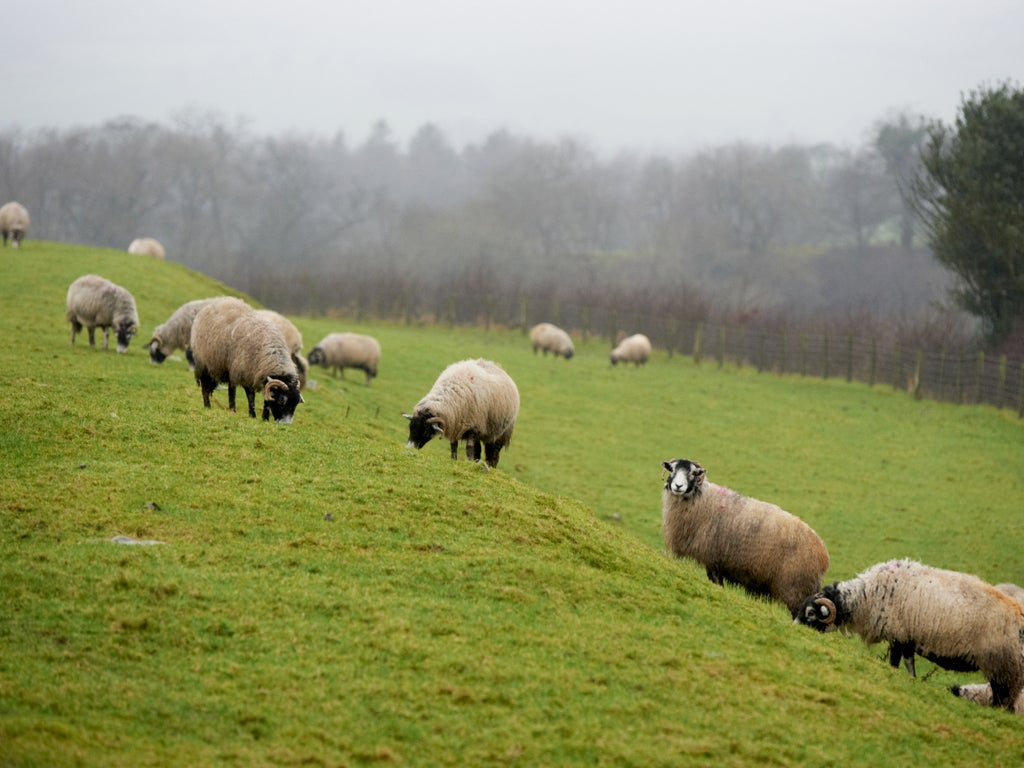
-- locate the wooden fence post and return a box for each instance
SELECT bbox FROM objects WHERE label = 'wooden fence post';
[693,322,704,365]
[996,355,1007,409]
[823,335,830,380]
[717,327,726,369]
[974,351,985,404]
[868,338,877,387]
[846,335,854,382]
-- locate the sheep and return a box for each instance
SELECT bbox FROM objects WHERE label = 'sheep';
[950,683,1024,714]
[404,358,520,468]
[610,333,651,366]
[66,274,140,353]
[307,332,381,385]
[127,237,166,259]
[796,558,1024,712]
[148,297,223,366]
[189,297,303,422]
[661,458,829,617]
[0,201,29,248]
[529,322,574,359]
[255,309,306,389]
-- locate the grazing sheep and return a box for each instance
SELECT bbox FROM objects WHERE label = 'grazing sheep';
[255,309,306,388]
[405,358,519,468]
[610,333,651,366]
[190,297,303,422]
[148,298,222,366]
[529,322,574,359]
[66,274,140,353]
[796,559,1024,711]
[661,458,829,617]
[0,201,29,248]
[127,237,166,259]
[307,332,381,385]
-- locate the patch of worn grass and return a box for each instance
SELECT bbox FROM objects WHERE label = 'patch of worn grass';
[1,242,1022,766]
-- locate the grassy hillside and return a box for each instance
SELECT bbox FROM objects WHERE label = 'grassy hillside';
[1,242,1023,766]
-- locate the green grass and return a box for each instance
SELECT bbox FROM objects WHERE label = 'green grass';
[1,241,1023,766]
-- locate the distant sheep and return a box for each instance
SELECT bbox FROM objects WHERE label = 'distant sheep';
[255,309,306,388]
[149,298,222,366]
[0,201,30,248]
[127,238,166,259]
[529,322,574,359]
[610,333,651,366]
[190,297,303,422]
[405,358,519,468]
[307,332,381,385]
[797,559,1024,711]
[66,274,140,353]
[661,458,829,617]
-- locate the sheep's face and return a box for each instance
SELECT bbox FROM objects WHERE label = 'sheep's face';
[308,347,326,366]
[262,377,303,424]
[796,593,840,632]
[662,459,705,499]
[116,322,138,354]
[148,338,168,364]
[405,410,443,449]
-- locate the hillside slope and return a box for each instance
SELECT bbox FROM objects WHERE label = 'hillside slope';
[1,243,1021,766]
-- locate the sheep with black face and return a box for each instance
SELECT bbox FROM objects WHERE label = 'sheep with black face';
[661,458,829,617]
[797,559,1024,712]
[66,274,139,353]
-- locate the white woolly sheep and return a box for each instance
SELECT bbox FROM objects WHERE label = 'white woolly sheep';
[529,322,574,359]
[405,358,520,468]
[127,237,166,259]
[255,309,306,388]
[66,274,140,353]
[0,201,30,248]
[190,297,303,422]
[661,458,829,617]
[610,333,651,366]
[797,559,1024,712]
[148,297,223,366]
[307,332,381,385]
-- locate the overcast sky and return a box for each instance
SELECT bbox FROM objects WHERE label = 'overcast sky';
[8,0,1023,154]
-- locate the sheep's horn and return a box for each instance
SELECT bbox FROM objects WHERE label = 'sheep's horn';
[264,378,288,402]
[813,597,837,625]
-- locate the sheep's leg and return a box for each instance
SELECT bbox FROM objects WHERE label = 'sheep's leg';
[889,642,916,676]
[484,443,501,468]
[87,327,97,347]
[244,388,258,418]
[69,320,82,345]
[101,327,110,350]
[198,372,216,408]
[705,567,724,585]
[465,436,481,462]
[228,385,237,412]
[449,440,459,460]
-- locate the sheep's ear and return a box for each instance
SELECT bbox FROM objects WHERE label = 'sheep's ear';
[403,413,413,420]
[661,461,673,472]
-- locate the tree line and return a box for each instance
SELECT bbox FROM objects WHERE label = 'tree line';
[0,103,1002,360]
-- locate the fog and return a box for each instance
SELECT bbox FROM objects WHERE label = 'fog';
[9,0,1024,152]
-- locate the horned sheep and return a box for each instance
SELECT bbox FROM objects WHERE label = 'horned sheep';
[529,322,574,359]
[0,202,29,248]
[661,458,829,617]
[610,333,651,366]
[189,297,303,423]
[127,237,166,259]
[66,274,140,353]
[307,332,380,385]
[405,358,519,468]
[148,298,221,366]
[796,559,1024,712]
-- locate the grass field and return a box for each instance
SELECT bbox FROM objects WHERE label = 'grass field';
[1,242,1023,766]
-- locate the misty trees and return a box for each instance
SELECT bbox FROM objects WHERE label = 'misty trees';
[875,112,928,252]
[912,83,1024,345]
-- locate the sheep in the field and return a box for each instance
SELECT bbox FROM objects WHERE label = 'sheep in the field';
[0,201,29,248]
[405,358,519,468]
[190,297,303,422]
[148,297,223,366]
[950,682,1024,714]
[661,458,829,617]
[610,333,651,366]
[796,559,1024,712]
[127,237,166,259]
[66,274,140,353]
[529,322,574,359]
[255,309,306,388]
[307,332,381,385]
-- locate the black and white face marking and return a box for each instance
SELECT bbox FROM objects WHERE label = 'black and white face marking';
[405,410,442,449]
[263,378,303,423]
[149,339,167,364]
[116,322,137,354]
[661,458,706,499]
[308,347,326,366]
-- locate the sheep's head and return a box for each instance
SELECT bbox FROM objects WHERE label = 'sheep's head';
[404,410,444,449]
[308,347,326,366]
[662,458,705,499]
[796,593,839,632]
[116,321,138,354]
[148,336,168,364]
[262,376,303,424]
